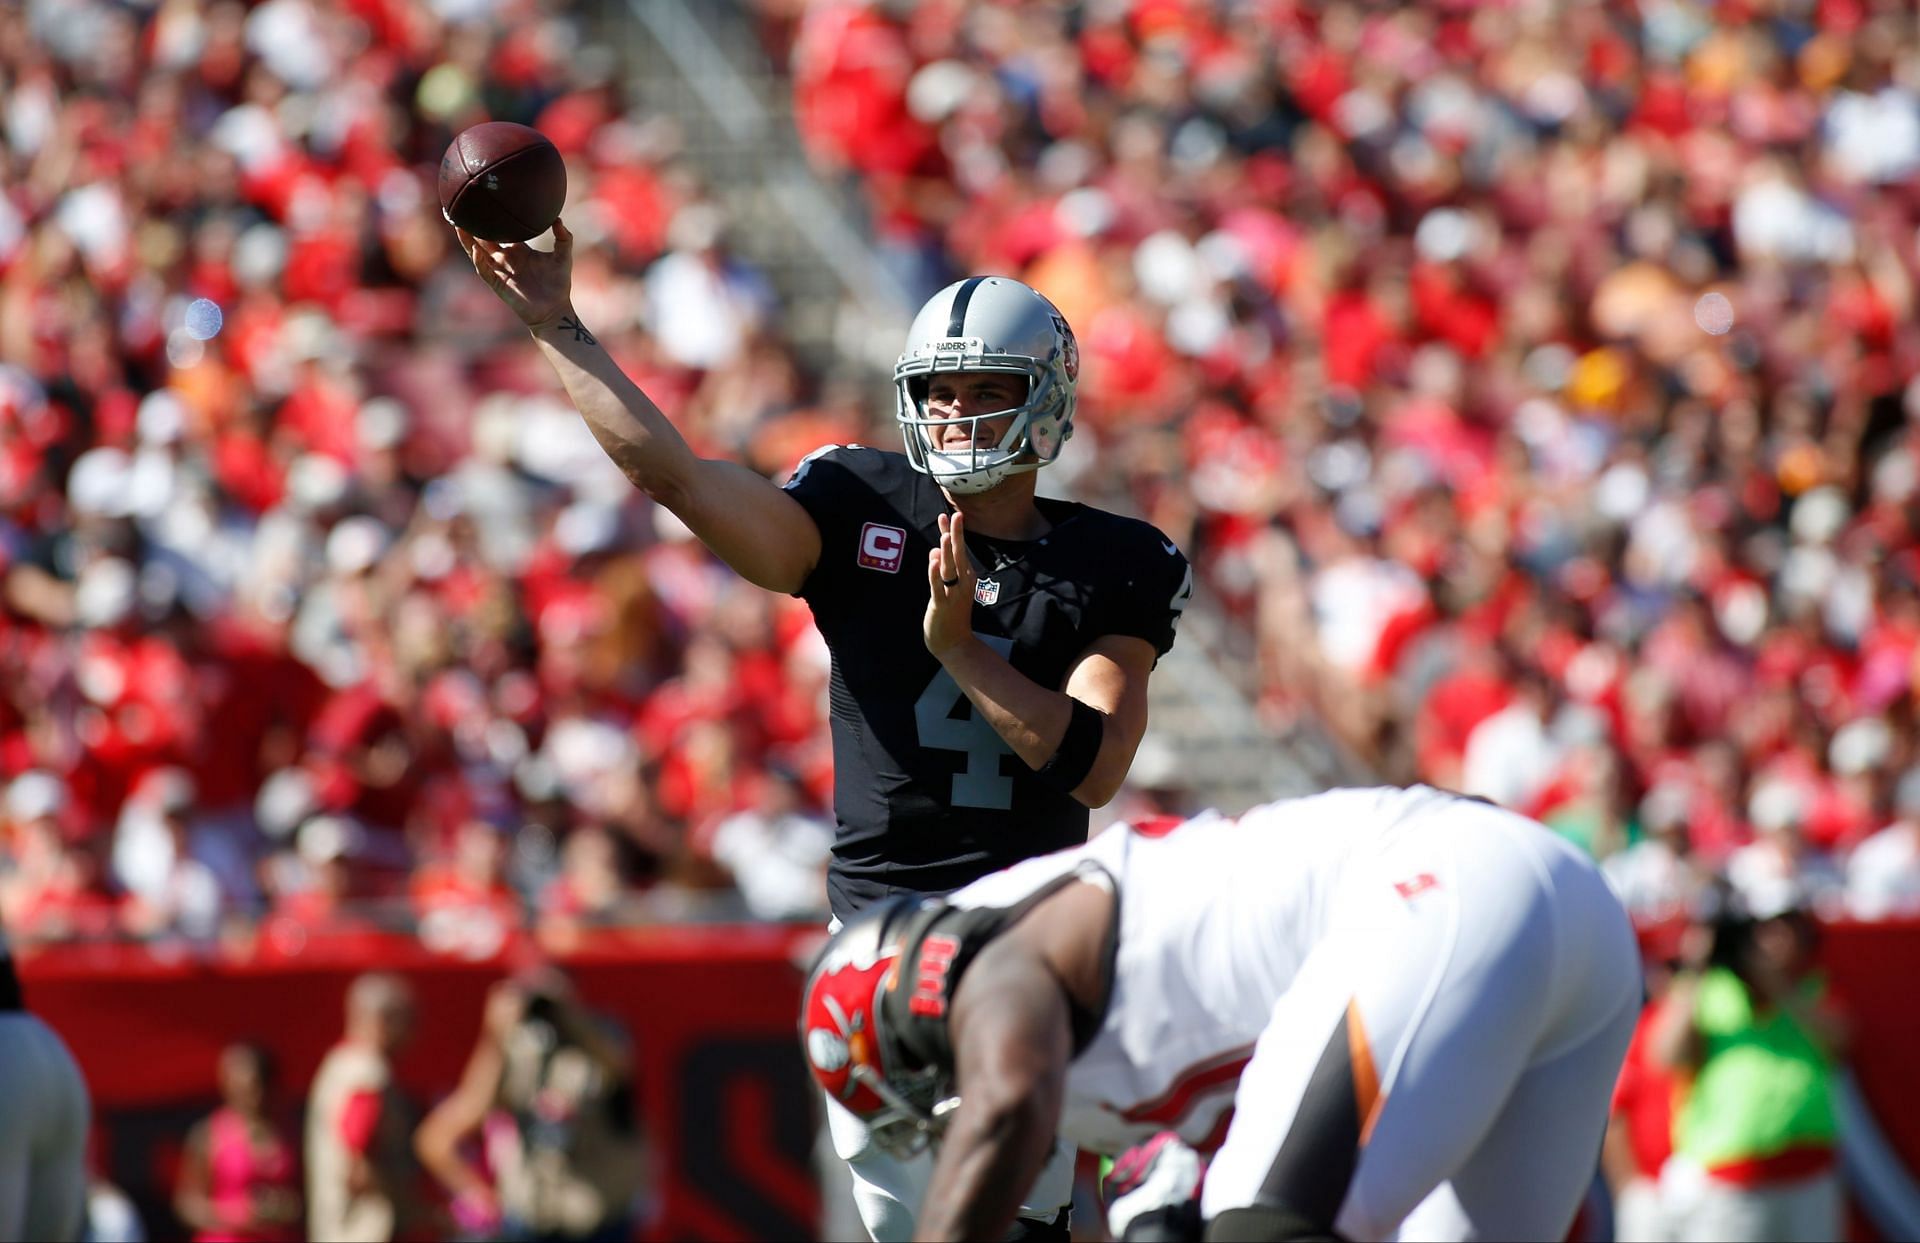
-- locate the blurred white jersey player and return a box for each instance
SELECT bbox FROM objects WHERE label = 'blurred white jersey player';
[0,925,90,1241]
[802,785,1644,1240]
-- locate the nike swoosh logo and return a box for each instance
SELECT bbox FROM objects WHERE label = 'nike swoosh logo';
[1162,540,1180,556]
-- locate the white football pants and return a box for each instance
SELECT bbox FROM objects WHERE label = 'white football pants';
[824,1086,1076,1242]
[1201,800,1643,1242]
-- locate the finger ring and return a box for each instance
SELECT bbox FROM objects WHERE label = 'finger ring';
[941,577,959,587]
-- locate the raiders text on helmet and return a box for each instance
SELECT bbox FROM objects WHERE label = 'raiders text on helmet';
[893,277,1080,495]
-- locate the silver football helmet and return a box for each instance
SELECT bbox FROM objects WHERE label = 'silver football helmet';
[893,276,1080,495]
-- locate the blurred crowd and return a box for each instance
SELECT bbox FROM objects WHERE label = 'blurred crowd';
[0,0,844,954]
[764,0,1920,928]
[8,0,1920,958]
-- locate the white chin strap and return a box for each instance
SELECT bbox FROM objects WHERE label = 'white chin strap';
[923,448,1036,495]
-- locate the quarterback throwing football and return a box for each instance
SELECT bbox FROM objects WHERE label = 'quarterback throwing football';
[799,786,1643,1242]
[461,225,1190,1239]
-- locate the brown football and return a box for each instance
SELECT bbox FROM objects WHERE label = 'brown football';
[438,122,567,243]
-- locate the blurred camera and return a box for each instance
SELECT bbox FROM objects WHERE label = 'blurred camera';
[522,990,562,1027]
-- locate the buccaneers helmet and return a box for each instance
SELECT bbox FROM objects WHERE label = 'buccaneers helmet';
[798,896,960,1156]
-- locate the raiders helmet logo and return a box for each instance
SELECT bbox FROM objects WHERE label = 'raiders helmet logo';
[1051,314,1079,381]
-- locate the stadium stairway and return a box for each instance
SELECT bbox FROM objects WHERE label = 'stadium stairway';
[599,0,913,375]
[597,1,1372,815]
[1126,584,1379,816]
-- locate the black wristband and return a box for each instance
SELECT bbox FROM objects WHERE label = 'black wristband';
[1036,698,1104,796]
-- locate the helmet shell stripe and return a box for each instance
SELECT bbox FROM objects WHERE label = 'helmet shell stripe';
[945,275,987,337]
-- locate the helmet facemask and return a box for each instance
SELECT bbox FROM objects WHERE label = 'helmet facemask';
[896,357,1069,496]
[856,1061,961,1158]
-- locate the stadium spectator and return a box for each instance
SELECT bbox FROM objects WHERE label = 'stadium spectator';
[117,770,226,941]
[704,765,833,921]
[410,817,519,960]
[536,824,634,947]
[173,1042,300,1243]
[306,972,423,1243]
[1603,783,1701,923]
[1653,898,1850,1243]
[415,970,645,1243]
[758,0,1920,941]
[256,816,384,960]
[641,205,773,373]
[0,775,122,947]
[1726,780,1847,920]
[1459,664,1561,813]
[6,0,1920,967]
[1847,766,1920,919]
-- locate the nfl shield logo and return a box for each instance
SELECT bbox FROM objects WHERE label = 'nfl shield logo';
[974,578,1001,605]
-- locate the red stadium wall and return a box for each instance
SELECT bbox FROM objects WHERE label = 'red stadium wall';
[19,918,1920,1242]
[1819,920,1920,1191]
[19,924,825,1242]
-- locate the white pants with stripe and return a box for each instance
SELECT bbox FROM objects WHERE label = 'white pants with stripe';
[0,1013,90,1242]
[1200,802,1644,1242]
[823,1087,1077,1242]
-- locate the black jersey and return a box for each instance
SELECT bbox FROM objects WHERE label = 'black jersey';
[783,446,1191,918]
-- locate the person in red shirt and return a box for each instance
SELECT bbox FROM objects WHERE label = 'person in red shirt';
[257,817,385,963]
[410,818,520,960]
[536,823,630,951]
[0,817,123,947]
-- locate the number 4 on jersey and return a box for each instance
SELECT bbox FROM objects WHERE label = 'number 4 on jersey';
[915,634,1017,810]
[1168,558,1192,629]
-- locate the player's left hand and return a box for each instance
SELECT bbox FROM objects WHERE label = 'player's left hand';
[924,511,977,659]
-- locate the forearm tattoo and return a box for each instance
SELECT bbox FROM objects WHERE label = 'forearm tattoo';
[556,315,595,345]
